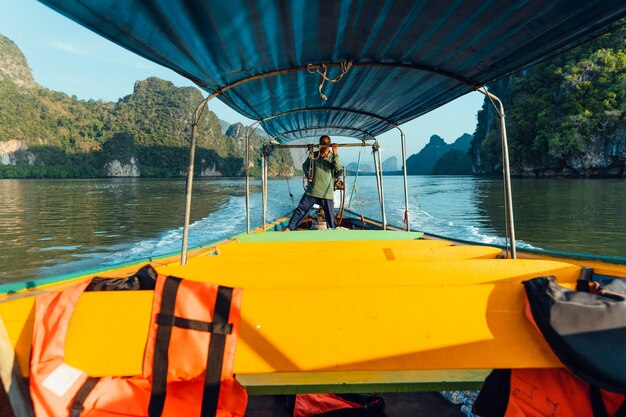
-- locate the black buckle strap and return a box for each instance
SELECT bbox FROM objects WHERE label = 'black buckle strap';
[201,286,234,417]
[590,385,610,417]
[148,276,182,417]
[156,314,233,335]
[590,384,626,417]
[69,377,100,417]
[148,278,235,417]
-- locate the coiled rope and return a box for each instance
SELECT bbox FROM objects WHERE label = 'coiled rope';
[307,61,353,100]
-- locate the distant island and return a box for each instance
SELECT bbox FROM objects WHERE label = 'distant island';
[405,133,473,175]
[0,34,293,179]
[1,23,625,179]
[344,135,473,176]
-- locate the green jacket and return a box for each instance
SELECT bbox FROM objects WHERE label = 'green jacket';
[303,151,342,200]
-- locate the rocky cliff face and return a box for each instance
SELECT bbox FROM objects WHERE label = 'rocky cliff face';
[225,123,246,143]
[0,140,33,165]
[0,36,35,89]
[0,36,38,166]
[224,122,295,177]
[199,162,222,176]
[104,157,140,177]
[471,28,626,177]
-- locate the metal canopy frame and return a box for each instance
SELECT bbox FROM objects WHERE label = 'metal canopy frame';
[477,87,517,258]
[269,142,374,149]
[372,140,387,229]
[255,106,397,143]
[203,61,474,104]
[252,106,399,130]
[271,125,376,142]
[180,63,518,264]
[243,107,412,233]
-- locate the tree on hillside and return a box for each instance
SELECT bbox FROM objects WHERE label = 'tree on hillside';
[0,36,274,178]
[101,132,136,164]
[472,26,626,175]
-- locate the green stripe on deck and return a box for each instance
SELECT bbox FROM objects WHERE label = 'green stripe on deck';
[236,230,424,242]
[238,369,488,394]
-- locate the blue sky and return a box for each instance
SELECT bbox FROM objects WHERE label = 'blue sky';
[1,0,485,163]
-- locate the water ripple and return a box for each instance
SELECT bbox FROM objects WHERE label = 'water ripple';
[1,177,624,283]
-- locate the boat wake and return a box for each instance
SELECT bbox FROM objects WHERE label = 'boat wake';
[105,183,538,268]
[104,196,248,264]
[409,207,538,250]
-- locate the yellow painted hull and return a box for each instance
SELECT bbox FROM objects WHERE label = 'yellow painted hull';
[2,221,626,394]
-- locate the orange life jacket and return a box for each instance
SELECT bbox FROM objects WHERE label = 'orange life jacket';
[293,393,385,416]
[475,368,626,417]
[294,394,361,417]
[30,274,247,417]
[505,368,624,417]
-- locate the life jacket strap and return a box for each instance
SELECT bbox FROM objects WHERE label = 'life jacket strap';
[201,285,234,417]
[156,314,233,334]
[69,377,101,417]
[591,384,626,417]
[148,276,182,417]
[148,277,235,417]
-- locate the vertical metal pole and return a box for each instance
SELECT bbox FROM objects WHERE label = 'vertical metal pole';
[261,146,268,232]
[500,130,511,258]
[181,96,210,265]
[244,121,263,234]
[376,143,387,230]
[398,127,410,231]
[499,112,516,258]
[372,147,382,216]
[372,142,386,230]
[478,87,516,258]
[245,128,251,234]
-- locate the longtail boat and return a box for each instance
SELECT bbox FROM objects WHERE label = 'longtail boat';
[1,1,625,416]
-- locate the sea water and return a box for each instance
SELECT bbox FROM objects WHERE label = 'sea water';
[0,176,624,283]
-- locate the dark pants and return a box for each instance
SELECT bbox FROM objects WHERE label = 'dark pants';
[287,193,335,230]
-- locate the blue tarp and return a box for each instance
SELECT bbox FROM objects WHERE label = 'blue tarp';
[38,0,626,142]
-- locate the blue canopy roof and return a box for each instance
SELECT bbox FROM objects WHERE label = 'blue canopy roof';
[39,0,626,142]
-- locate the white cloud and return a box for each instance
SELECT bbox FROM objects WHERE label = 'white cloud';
[46,38,87,55]
[131,60,155,70]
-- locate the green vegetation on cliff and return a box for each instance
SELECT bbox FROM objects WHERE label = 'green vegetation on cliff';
[432,149,472,175]
[0,34,293,178]
[472,26,626,177]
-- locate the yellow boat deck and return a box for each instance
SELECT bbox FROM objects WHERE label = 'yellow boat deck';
[0,229,595,393]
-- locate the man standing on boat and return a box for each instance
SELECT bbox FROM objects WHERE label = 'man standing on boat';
[283,135,342,231]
